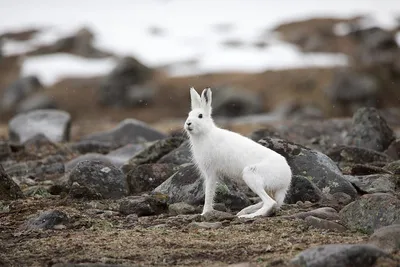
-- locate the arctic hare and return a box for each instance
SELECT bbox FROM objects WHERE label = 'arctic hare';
[184,87,292,218]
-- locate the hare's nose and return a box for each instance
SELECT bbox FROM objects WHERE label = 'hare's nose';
[186,122,192,126]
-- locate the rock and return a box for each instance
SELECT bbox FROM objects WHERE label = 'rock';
[368,224,400,253]
[98,57,153,107]
[305,216,347,232]
[284,175,323,204]
[202,210,235,222]
[385,139,400,160]
[324,70,378,105]
[22,133,72,159]
[248,127,282,142]
[343,174,396,194]
[16,92,57,113]
[287,207,340,221]
[0,140,11,161]
[106,143,147,168]
[340,193,400,234]
[80,118,166,148]
[344,164,391,176]
[168,202,197,215]
[346,107,395,152]
[68,140,113,154]
[3,155,65,181]
[9,109,71,143]
[384,160,400,175]
[154,164,251,211]
[122,136,185,173]
[23,210,68,230]
[119,193,168,216]
[327,146,391,165]
[65,153,112,172]
[291,244,391,267]
[0,164,23,200]
[68,160,128,199]
[258,137,357,198]
[211,87,263,117]
[189,221,222,229]
[126,163,177,194]
[0,76,43,112]
[157,140,192,165]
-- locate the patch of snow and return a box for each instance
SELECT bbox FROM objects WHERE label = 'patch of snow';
[21,54,117,85]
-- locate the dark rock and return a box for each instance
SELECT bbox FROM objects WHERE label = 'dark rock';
[344,174,396,194]
[65,153,112,172]
[384,160,400,178]
[346,107,395,152]
[284,175,323,204]
[327,146,391,165]
[80,118,166,148]
[385,139,400,160]
[291,243,391,267]
[0,76,43,112]
[368,224,400,253]
[286,207,340,221]
[168,202,197,215]
[318,192,354,210]
[157,140,192,165]
[23,209,68,230]
[22,133,69,159]
[211,87,263,117]
[258,137,357,198]
[126,163,177,194]
[344,164,391,176]
[248,127,282,142]
[0,164,23,200]
[305,216,347,232]
[122,136,184,173]
[68,140,113,154]
[119,193,168,216]
[16,92,57,113]
[324,70,378,105]
[154,164,251,211]
[68,160,128,199]
[99,57,153,107]
[339,193,400,234]
[9,109,71,143]
[0,140,11,161]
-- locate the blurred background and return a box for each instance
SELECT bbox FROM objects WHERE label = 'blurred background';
[0,0,400,138]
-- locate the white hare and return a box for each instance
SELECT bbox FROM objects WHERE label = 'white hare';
[184,87,292,218]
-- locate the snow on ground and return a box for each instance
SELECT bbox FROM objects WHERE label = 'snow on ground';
[1,0,399,85]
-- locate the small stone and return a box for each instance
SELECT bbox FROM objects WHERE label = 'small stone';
[23,210,68,230]
[305,216,347,232]
[189,221,222,229]
[119,193,168,216]
[287,207,340,221]
[202,210,235,222]
[168,202,196,215]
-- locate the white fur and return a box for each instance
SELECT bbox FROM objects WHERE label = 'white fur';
[184,87,292,218]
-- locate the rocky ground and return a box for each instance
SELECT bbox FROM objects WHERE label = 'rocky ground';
[1,16,400,267]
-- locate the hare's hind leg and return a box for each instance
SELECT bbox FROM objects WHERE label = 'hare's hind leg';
[236,202,263,216]
[239,165,277,218]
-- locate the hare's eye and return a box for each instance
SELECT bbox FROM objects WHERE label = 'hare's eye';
[198,114,203,119]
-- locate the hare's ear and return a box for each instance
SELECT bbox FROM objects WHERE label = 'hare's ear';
[190,87,201,110]
[201,88,212,115]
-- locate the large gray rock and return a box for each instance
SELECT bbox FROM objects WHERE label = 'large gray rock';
[258,137,357,198]
[340,193,400,234]
[157,140,192,165]
[9,109,71,143]
[0,164,23,200]
[344,174,396,194]
[346,107,395,152]
[291,244,391,267]
[80,118,166,148]
[0,76,43,112]
[122,136,185,173]
[98,56,154,107]
[284,175,323,204]
[68,160,128,199]
[154,164,251,211]
[368,224,400,253]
